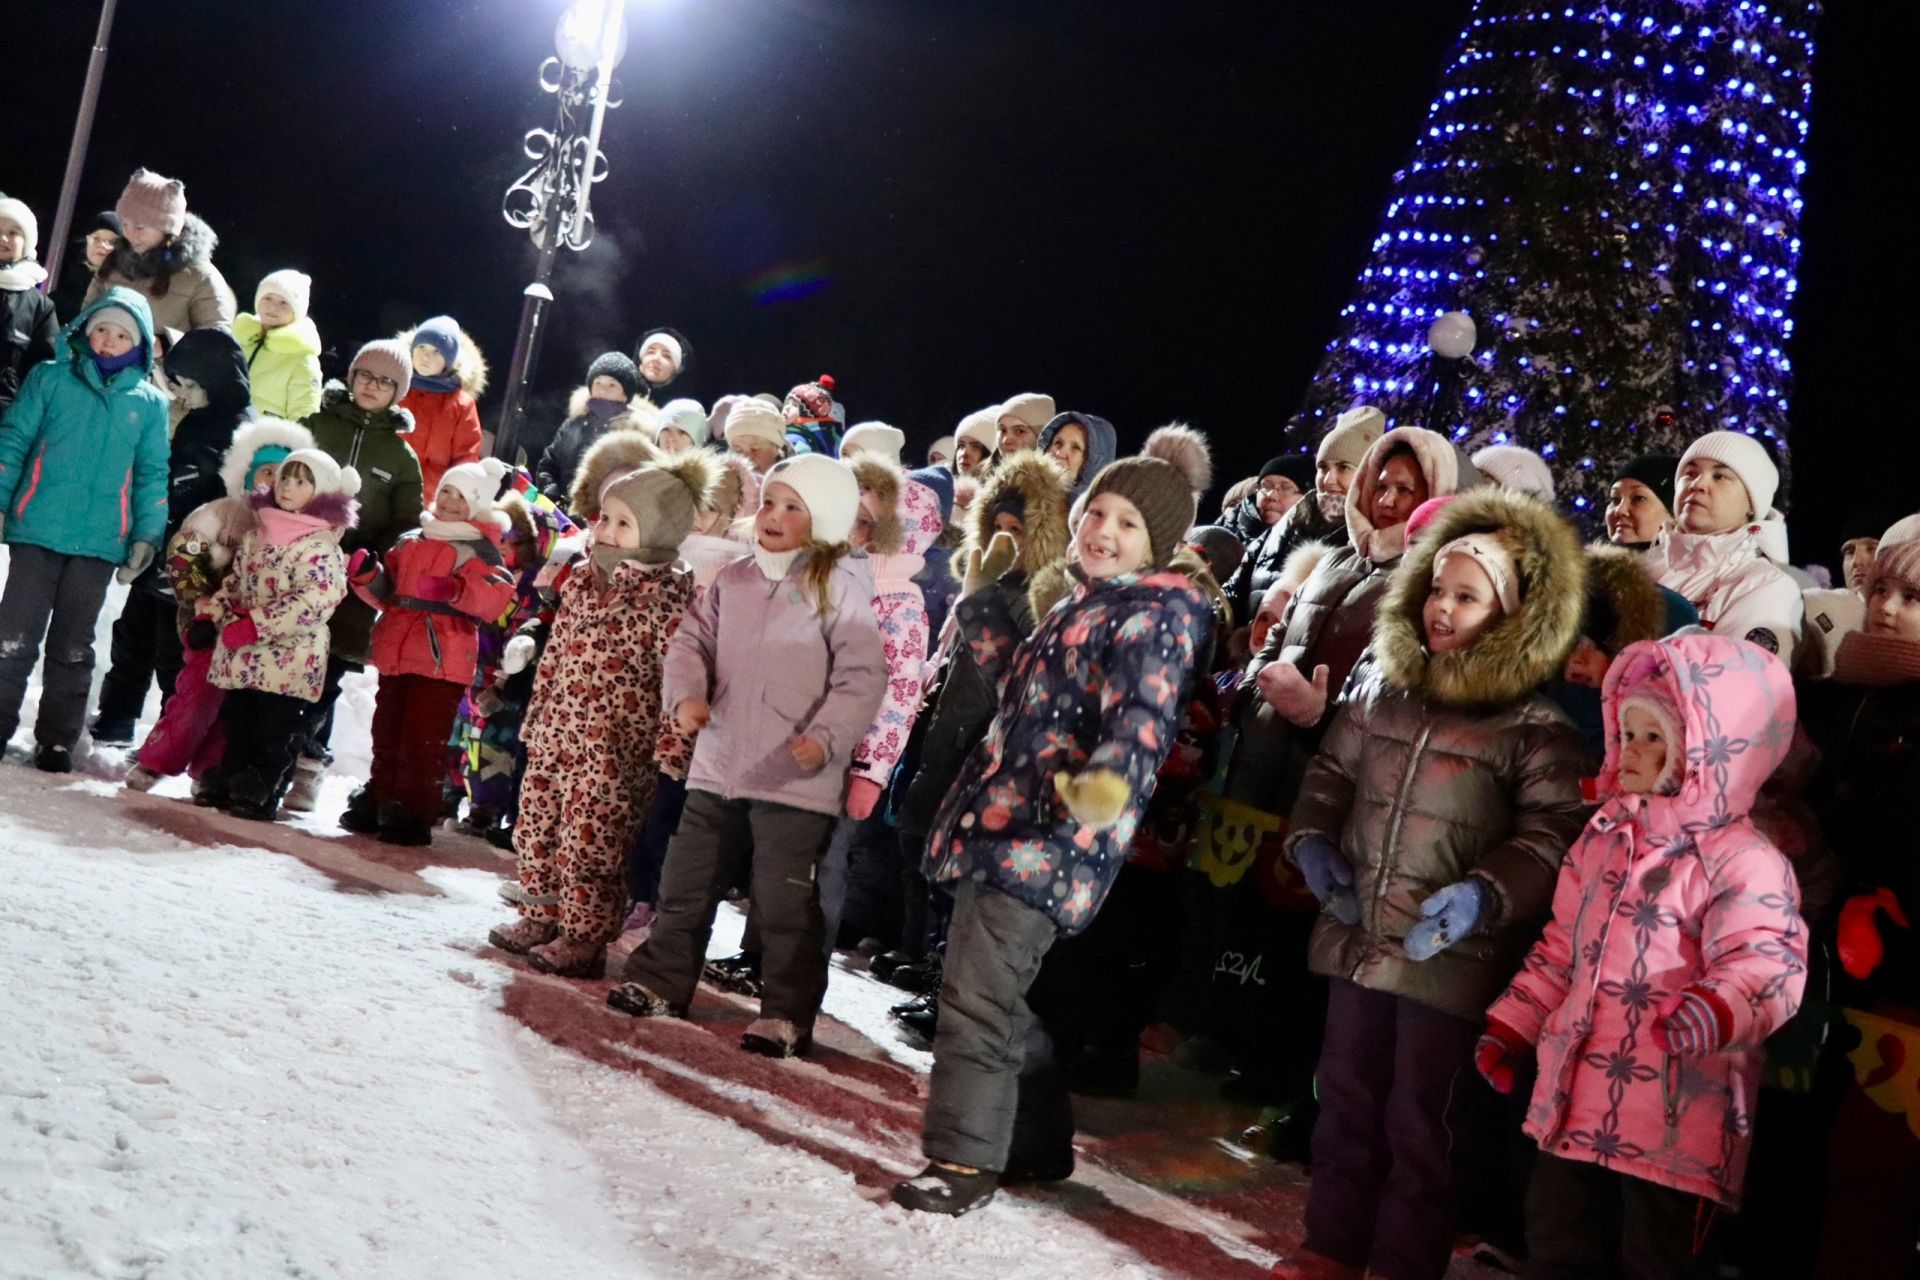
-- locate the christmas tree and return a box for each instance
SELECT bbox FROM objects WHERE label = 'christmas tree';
[1283,0,1820,518]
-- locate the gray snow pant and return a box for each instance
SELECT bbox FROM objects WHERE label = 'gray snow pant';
[620,789,835,1031]
[922,880,1067,1173]
[0,545,116,750]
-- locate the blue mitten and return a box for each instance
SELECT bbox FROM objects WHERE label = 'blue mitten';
[1404,878,1489,961]
[1294,834,1361,926]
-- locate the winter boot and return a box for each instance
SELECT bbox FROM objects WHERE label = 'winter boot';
[741,1018,811,1059]
[868,949,918,984]
[606,981,687,1019]
[487,919,559,954]
[890,1164,999,1217]
[124,762,161,792]
[484,823,514,851]
[339,785,381,834]
[884,954,942,994]
[701,951,763,997]
[224,770,279,821]
[890,992,939,1044]
[376,802,432,847]
[88,714,135,746]
[192,770,229,809]
[1238,1095,1319,1165]
[527,936,606,979]
[33,743,73,774]
[281,755,327,814]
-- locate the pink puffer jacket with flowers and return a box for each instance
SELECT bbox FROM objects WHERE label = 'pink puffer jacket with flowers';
[208,492,354,702]
[852,477,944,786]
[1487,631,1807,1208]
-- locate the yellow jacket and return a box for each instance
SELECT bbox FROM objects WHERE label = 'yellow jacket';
[232,312,323,421]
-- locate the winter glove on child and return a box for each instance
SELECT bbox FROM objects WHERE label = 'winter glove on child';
[846,776,886,821]
[1257,660,1331,729]
[501,634,537,675]
[1475,1021,1530,1095]
[962,531,1021,598]
[115,541,155,585]
[1293,834,1360,925]
[221,613,260,650]
[347,548,380,585]
[184,618,219,652]
[1838,887,1911,980]
[1651,988,1734,1056]
[412,574,459,603]
[1404,877,1489,961]
[1052,768,1129,830]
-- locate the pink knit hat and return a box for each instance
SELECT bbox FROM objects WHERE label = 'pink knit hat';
[115,169,187,238]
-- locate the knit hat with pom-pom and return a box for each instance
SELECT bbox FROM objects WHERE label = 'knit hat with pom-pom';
[280,448,362,499]
[785,375,838,423]
[1084,456,1197,569]
[602,451,719,564]
[1143,423,1213,499]
[435,457,511,528]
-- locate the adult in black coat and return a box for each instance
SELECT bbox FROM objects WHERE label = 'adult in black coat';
[91,327,254,742]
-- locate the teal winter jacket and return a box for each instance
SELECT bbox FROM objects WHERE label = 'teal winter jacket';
[0,287,170,564]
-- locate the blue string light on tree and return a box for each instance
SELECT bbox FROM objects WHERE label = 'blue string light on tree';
[1283,0,1819,517]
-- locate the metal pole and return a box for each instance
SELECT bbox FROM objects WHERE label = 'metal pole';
[493,235,561,466]
[41,0,119,291]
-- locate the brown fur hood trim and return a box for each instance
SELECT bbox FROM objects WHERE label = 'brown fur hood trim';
[848,452,906,556]
[1026,559,1077,622]
[953,450,1072,584]
[1275,539,1335,598]
[1583,542,1669,655]
[566,384,654,422]
[499,492,535,548]
[569,425,661,521]
[394,323,489,396]
[1373,486,1588,711]
[708,452,757,521]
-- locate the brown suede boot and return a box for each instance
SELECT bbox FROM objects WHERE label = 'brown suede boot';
[487,919,559,954]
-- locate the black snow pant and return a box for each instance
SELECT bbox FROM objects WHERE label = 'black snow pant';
[215,687,313,799]
[95,588,185,727]
[625,772,688,907]
[0,545,116,750]
[1525,1152,1722,1280]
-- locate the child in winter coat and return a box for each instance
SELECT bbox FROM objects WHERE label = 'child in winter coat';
[129,418,313,790]
[231,270,323,421]
[0,288,169,770]
[674,451,756,591]
[200,449,356,818]
[1277,487,1592,1280]
[1479,633,1807,1278]
[0,194,58,420]
[782,375,842,457]
[344,458,516,845]
[534,351,651,506]
[487,453,715,976]
[606,455,887,1056]
[723,398,788,477]
[654,399,708,455]
[398,316,485,501]
[890,455,1212,1216]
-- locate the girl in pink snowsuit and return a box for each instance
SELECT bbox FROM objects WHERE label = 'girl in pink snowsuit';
[1478,631,1808,1278]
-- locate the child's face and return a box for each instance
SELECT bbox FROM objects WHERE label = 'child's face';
[637,340,676,384]
[257,293,295,329]
[1618,704,1672,794]
[1605,478,1669,546]
[1371,453,1429,529]
[757,481,813,552]
[991,511,1026,542]
[1843,537,1881,595]
[1675,458,1751,535]
[996,416,1037,456]
[276,466,316,512]
[122,222,166,253]
[1251,591,1290,654]
[88,323,135,359]
[1423,553,1502,654]
[1075,492,1151,579]
[435,485,470,523]
[1047,423,1088,482]
[350,369,399,412]
[658,426,695,454]
[84,228,120,268]
[1562,635,1613,689]
[252,462,281,492]
[411,344,447,377]
[595,495,642,549]
[0,220,25,264]
[732,437,781,474]
[958,439,990,475]
[851,490,881,550]
[589,375,627,401]
[1866,575,1920,641]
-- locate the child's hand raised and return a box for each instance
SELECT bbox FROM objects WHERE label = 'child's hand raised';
[789,735,827,773]
[1257,661,1330,729]
[676,698,711,735]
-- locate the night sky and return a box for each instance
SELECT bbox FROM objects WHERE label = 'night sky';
[8,1,1913,569]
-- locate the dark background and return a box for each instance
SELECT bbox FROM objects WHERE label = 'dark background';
[5,1,1911,572]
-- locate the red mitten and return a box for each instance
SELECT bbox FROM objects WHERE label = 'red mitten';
[413,574,459,602]
[846,776,885,820]
[221,614,260,650]
[1838,888,1911,981]
[1474,1020,1530,1095]
[347,548,379,584]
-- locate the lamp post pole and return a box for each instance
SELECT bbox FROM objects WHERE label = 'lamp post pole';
[493,0,626,466]
[41,0,119,291]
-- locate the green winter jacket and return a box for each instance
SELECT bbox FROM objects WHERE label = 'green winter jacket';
[301,383,423,663]
[0,288,170,564]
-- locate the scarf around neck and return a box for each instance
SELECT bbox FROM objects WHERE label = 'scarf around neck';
[0,261,48,291]
[754,544,804,581]
[410,373,460,395]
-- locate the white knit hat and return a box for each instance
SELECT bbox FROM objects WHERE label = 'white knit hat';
[435,457,510,527]
[1318,405,1386,469]
[956,407,998,455]
[928,435,956,465]
[1881,513,1920,548]
[1472,444,1556,502]
[656,397,709,448]
[998,393,1056,432]
[1434,531,1522,615]
[840,421,906,465]
[281,448,362,499]
[725,398,787,449]
[764,454,860,545]
[255,269,313,321]
[0,197,39,259]
[1678,430,1779,518]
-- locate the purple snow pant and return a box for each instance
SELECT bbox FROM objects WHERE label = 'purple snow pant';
[1301,978,1479,1280]
[135,642,226,777]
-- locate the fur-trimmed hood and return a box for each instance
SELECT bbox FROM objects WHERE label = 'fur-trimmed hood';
[99,212,219,283]
[218,418,316,498]
[566,383,654,422]
[849,453,906,556]
[1372,486,1588,711]
[1346,426,1480,564]
[1582,541,1670,656]
[394,322,489,396]
[707,451,758,524]
[1275,539,1335,598]
[569,420,660,521]
[954,450,1072,584]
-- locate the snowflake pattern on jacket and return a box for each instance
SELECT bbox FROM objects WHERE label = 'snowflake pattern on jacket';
[1488,632,1807,1208]
[926,564,1209,935]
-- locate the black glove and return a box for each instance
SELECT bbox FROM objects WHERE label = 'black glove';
[185,618,219,651]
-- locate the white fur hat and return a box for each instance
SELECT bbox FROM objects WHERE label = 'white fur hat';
[1678,430,1780,518]
[725,398,787,449]
[255,269,313,321]
[928,435,956,465]
[998,393,1056,432]
[1472,444,1556,502]
[281,448,362,499]
[435,457,511,528]
[840,421,906,465]
[219,417,316,497]
[656,397,709,448]
[764,454,860,545]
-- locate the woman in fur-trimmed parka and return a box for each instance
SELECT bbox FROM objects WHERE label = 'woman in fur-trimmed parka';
[86,201,236,332]
[1280,485,1592,1280]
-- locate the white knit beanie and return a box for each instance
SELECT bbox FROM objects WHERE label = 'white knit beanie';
[928,435,956,465]
[0,197,39,259]
[1317,405,1386,469]
[998,393,1056,432]
[1678,431,1779,517]
[255,269,313,321]
[281,448,362,499]
[840,421,906,465]
[725,398,787,449]
[1881,513,1920,549]
[956,407,999,454]
[764,454,861,545]
[1472,444,1556,502]
[435,457,510,525]
[656,397,709,448]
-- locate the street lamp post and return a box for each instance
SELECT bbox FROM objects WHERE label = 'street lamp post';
[493,0,627,466]
[41,0,120,291]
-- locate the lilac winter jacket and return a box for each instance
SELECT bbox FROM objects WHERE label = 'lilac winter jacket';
[1488,632,1807,1208]
[662,549,887,816]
